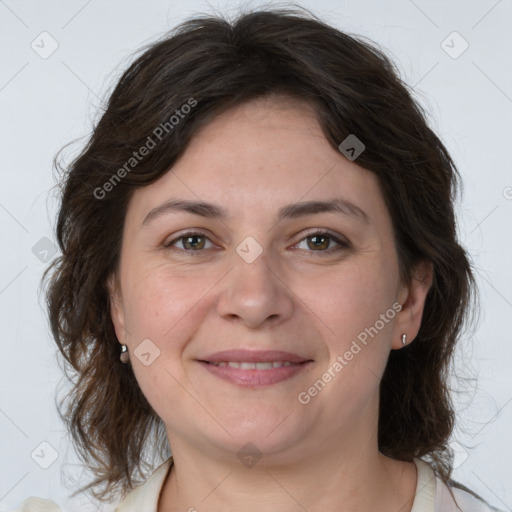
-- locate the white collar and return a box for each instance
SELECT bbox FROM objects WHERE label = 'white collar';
[114,457,172,512]
[114,456,438,512]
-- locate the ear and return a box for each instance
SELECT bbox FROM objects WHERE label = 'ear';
[107,273,127,344]
[391,260,433,349]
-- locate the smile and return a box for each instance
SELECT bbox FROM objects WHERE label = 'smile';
[208,361,298,369]
[197,360,312,387]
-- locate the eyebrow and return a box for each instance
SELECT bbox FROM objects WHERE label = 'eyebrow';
[142,197,369,226]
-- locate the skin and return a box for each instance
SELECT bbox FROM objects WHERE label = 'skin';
[110,95,433,512]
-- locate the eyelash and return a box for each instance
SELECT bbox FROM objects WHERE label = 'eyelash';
[163,230,351,257]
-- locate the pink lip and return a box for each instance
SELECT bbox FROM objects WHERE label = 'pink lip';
[199,349,311,364]
[197,360,313,387]
[196,350,313,388]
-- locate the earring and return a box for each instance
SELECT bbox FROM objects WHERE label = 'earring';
[401,334,407,347]
[120,344,130,364]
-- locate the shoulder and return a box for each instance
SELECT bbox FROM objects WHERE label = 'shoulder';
[7,458,173,512]
[114,457,173,511]
[435,475,505,512]
[413,458,504,512]
[6,497,62,512]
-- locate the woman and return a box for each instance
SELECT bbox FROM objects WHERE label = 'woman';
[14,6,503,512]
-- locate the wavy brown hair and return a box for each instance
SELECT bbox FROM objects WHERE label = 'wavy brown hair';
[44,5,476,502]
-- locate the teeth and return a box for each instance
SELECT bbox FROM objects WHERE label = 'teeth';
[209,361,297,369]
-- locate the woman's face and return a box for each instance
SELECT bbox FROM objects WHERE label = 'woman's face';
[110,95,430,465]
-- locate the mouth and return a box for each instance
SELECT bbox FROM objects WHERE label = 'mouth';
[196,350,313,387]
[205,360,301,369]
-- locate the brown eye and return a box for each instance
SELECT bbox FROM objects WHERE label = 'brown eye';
[181,234,206,250]
[295,230,350,254]
[307,233,331,250]
[164,232,214,254]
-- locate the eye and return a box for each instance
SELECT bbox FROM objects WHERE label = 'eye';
[293,230,350,254]
[163,229,350,256]
[164,231,216,254]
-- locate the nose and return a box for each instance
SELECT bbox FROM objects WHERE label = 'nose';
[216,249,294,329]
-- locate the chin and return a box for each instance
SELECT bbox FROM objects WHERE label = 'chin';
[211,415,308,458]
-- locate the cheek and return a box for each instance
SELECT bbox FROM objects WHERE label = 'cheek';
[303,267,397,427]
[120,267,208,419]
[300,256,399,413]
[301,257,398,350]
[119,265,215,390]
[121,265,205,342]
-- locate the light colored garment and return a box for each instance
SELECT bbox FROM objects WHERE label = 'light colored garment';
[8,457,504,512]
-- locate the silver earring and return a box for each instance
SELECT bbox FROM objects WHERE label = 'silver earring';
[401,334,407,347]
[120,344,130,364]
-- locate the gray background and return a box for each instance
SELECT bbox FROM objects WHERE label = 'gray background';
[0,0,511,510]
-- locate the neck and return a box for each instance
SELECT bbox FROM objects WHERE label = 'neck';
[157,439,417,512]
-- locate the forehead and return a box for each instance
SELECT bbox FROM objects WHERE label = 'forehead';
[125,96,386,227]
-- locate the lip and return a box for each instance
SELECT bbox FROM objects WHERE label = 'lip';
[199,349,311,364]
[196,349,314,388]
[197,360,313,387]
